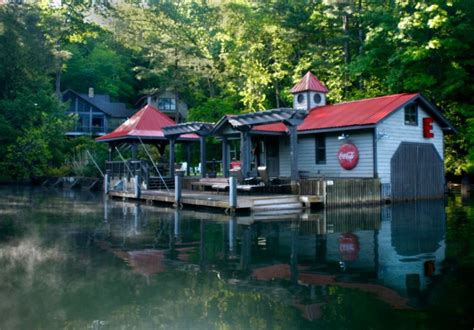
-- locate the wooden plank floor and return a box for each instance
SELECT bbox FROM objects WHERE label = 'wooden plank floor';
[109,189,324,211]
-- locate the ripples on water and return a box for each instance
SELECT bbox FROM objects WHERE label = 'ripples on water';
[0,186,472,329]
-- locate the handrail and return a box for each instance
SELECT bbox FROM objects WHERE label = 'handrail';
[85,149,104,177]
[138,136,169,192]
[114,147,134,177]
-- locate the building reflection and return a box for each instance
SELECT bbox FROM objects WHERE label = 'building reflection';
[99,198,446,313]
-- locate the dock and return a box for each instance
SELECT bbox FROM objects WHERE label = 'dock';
[109,189,324,212]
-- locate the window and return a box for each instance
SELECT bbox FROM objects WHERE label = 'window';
[315,135,326,164]
[92,115,104,133]
[158,98,176,111]
[404,104,418,125]
[313,93,322,104]
[297,94,305,104]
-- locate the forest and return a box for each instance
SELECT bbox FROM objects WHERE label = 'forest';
[0,0,472,181]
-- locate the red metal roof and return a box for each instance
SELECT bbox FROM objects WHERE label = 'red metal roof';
[96,104,198,142]
[254,93,418,133]
[290,71,329,94]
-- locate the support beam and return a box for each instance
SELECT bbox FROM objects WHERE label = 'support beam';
[169,137,176,178]
[131,142,138,161]
[222,137,230,178]
[108,145,113,161]
[287,124,299,181]
[185,143,191,176]
[239,127,252,178]
[200,136,206,178]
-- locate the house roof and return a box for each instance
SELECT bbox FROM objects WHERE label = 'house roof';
[62,89,136,118]
[254,93,421,133]
[290,71,329,94]
[96,104,198,142]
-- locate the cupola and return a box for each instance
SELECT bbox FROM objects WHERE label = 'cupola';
[290,71,328,110]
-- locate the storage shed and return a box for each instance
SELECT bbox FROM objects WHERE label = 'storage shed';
[218,72,456,201]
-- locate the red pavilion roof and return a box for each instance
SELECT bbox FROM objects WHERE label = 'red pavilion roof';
[290,71,329,94]
[96,104,198,142]
[254,93,418,133]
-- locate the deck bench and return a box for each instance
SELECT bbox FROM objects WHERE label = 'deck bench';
[191,178,229,191]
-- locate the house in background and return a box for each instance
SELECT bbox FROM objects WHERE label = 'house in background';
[62,88,136,137]
[146,90,189,123]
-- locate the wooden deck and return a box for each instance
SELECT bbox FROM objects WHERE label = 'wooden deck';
[108,189,324,212]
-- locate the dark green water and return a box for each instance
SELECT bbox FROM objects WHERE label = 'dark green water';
[0,186,473,329]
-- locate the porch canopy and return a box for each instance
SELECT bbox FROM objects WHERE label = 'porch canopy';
[163,122,214,177]
[96,104,199,175]
[212,108,308,180]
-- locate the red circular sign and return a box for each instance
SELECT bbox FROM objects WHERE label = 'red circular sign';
[338,233,360,261]
[338,143,359,170]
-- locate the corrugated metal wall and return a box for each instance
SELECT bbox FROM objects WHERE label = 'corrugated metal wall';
[390,143,444,200]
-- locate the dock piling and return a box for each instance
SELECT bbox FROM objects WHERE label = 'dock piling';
[174,171,183,208]
[104,169,110,194]
[229,176,237,213]
[134,169,141,198]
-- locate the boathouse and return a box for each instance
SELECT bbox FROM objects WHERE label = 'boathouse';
[212,72,456,201]
[99,72,455,210]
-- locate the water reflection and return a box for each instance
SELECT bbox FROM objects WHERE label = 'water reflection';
[99,199,446,309]
[0,186,458,329]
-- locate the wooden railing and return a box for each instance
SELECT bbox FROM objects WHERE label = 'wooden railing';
[106,160,149,185]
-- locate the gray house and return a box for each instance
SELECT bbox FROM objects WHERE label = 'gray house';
[146,90,189,123]
[212,72,456,200]
[62,88,136,136]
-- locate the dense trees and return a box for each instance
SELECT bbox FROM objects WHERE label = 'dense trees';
[0,0,472,180]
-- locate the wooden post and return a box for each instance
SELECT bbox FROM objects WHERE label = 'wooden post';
[108,145,113,161]
[222,136,230,178]
[229,176,237,213]
[239,127,251,178]
[288,124,299,181]
[174,171,183,207]
[134,169,141,198]
[200,135,206,178]
[104,169,111,194]
[131,142,138,161]
[185,142,191,176]
[169,137,176,178]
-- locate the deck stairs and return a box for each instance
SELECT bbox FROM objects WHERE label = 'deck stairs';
[147,176,175,190]
[251,195,303,214]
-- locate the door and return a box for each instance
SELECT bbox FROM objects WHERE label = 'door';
[390,143,444,200]
[265,138,280,177]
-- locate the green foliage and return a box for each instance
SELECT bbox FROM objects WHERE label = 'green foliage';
[66,136,108,177]
[0,0,473,179]
[6,128,52,179]
[0,4,71,180]
[61,35,136,102]
[188,96,239,123]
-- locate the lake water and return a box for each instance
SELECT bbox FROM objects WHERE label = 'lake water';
[0,186,473,329]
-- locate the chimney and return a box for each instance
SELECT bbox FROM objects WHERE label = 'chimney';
[147,96,152,105]
[88,87,94,98]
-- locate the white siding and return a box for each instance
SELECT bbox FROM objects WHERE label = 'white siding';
[376,106,444,184]
[279,130,374,178]
[293,91,327,110]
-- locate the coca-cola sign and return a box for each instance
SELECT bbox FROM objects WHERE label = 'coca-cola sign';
[338,143,359,170]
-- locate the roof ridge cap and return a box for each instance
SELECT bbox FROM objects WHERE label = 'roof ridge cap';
[322,93,417,107]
